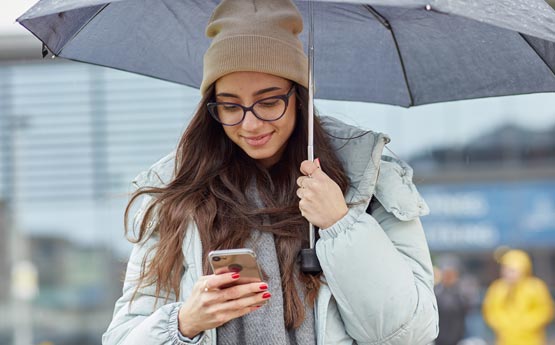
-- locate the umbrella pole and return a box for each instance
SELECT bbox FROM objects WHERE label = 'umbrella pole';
[300,0,322,274]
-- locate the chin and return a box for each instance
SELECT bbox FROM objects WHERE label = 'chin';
[246,150,273,161]
[244,148,279,166]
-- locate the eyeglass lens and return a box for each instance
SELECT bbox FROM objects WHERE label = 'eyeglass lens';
[211,98,287,125]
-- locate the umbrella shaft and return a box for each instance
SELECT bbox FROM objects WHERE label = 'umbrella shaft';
[308,0,314,161]
[308,0,315,250]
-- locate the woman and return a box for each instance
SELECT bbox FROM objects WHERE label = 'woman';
[103,0,438,344]
[483,250,554,345]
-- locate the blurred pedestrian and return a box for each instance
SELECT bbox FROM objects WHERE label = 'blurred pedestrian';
[482,249,554,345]
[434,256,469,345]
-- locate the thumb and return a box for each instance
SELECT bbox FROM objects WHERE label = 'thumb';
[315,157,321,169]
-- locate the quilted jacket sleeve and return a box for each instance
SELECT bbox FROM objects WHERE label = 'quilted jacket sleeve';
[102,188,209,345]
[316,158,438,345]
[102,233,209,345]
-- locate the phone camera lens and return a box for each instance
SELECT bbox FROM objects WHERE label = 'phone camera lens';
[212,256,221,262]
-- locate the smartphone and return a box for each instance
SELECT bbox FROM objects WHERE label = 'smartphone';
[208,248,263,286]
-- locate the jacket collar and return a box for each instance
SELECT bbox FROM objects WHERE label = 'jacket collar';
[320,116,389,203]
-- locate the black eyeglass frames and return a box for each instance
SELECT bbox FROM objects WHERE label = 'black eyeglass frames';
[207,85,296,126]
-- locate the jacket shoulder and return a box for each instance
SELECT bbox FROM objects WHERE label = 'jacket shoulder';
[374,155,430,221]
[131,151,177,189]
[525,277,552,292]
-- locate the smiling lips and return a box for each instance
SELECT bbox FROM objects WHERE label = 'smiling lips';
[243,132,273,147]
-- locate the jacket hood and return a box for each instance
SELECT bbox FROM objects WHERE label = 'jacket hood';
[320,117,429,220]
[319,116,388,203]
[500,249,532,276]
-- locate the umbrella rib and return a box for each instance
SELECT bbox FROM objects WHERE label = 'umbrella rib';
[364,6,414,106]
[55,4,110,57]
[518,33,555,81]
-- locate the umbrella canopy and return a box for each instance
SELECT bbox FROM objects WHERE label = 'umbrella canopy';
[17,0,555,107]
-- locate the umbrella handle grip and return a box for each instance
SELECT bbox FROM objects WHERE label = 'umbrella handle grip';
[300,248,322,274]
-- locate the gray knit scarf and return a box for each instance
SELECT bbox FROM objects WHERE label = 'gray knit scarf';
[216,183,316,345]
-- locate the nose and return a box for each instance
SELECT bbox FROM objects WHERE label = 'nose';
[241,110,264,131]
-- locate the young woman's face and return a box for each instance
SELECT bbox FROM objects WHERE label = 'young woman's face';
[214,72,297,168]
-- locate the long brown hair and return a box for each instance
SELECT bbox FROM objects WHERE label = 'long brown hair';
[125,83,349,329]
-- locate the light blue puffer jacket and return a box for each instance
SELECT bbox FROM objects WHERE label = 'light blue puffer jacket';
[102,116,438,345]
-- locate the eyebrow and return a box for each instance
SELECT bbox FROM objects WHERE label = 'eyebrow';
[216,86,284,99]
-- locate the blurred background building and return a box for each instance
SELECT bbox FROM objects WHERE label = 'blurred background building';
[1,1,555,344]
[0,32,197,344]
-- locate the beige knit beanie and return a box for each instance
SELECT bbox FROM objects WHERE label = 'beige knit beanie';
[200,0,308,95]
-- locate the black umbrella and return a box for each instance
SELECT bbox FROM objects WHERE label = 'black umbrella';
[17,0,555,272]
[17,0,555,106]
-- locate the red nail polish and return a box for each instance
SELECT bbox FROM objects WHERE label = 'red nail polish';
[262,292,271,299]
[259,284,268,290]
[231,273,240,279]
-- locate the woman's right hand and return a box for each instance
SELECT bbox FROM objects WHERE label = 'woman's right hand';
[177,273,271,338]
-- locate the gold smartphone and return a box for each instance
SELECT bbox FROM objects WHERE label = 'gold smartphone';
[208,248,263,286]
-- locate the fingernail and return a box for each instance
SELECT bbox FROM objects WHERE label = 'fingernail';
[262,292,271,299]
[259,284,268,290]
[316,158,320,165]
[231,273,240,279]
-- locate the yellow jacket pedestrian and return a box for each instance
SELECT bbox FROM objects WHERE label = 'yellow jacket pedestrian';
[483,249,554,345]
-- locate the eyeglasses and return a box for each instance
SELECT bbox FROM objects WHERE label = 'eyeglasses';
[207,85,296,126]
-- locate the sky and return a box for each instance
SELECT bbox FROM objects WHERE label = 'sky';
[1,1,36,34]
[2,0,555,158]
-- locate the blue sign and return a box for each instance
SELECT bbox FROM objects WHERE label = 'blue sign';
[418,180,555,251]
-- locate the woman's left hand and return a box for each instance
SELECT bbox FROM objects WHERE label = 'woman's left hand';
[297,158,348,229]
